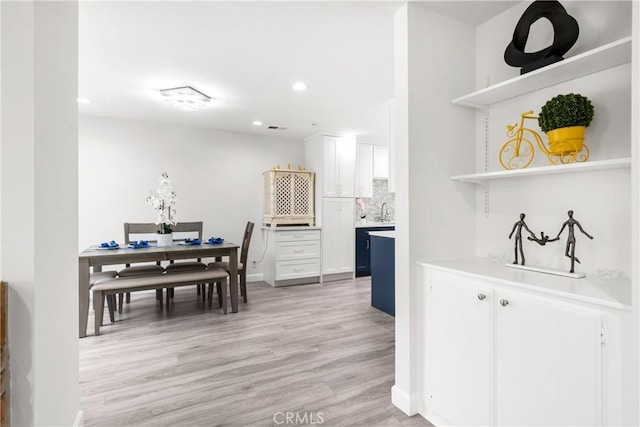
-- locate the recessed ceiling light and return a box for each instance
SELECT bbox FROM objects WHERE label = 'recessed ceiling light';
[160,86,211,111]
[77,98,91,104]
[292,82,307,91]
[253,121,263,126]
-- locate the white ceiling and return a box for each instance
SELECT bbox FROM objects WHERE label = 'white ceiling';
[79,1,518,144]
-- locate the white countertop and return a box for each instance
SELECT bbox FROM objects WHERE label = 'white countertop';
[355,221,395,228]
[369,230,395,238]
[262,225,321,230]
[420,257,631,311]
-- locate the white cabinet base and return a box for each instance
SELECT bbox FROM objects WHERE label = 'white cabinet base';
[419,259,631,427]
[321,272,353,283]
[263,227,321,287]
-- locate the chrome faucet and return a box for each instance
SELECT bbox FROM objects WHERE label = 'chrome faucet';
[380,203,388,221]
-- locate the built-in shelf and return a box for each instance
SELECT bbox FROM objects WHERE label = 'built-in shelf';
[451,158,631,184]
[452,37,632,109]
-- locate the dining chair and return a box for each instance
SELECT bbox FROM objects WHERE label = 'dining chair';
[208,221,254,303]
[164,221,207,273]
[118,223,166,311]
[164,221,209,300]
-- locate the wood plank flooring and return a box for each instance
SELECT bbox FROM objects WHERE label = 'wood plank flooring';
[80,277,432,427]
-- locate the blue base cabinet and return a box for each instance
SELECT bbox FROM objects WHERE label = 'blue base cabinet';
[370,234,395,316]
[355,226,394,277]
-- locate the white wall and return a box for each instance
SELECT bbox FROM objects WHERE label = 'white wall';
[392,3,477,415]
[1,2,79,426]
[79,116,305,279]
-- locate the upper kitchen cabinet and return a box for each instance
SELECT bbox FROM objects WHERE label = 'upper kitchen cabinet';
[305,135,356,198]
[373,145,389,179]
[356,143,374,197]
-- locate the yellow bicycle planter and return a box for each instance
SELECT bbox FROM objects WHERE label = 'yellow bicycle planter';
[499,110,589,170]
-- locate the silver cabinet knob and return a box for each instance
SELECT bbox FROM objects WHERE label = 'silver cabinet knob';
[500,299,509,307]
[477,293,486,301]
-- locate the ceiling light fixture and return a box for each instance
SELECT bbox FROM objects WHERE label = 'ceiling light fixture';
[77,98,91,104]
[292,82,307,91]
[160,86,211,111]
[252,121,263,126]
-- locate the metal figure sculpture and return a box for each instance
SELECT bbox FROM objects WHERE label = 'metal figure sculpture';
[528,231,557,246]
[554,210,594,273]
[509,213,535,265]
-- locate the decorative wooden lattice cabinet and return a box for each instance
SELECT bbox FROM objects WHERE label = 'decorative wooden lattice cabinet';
[263,169,315,226]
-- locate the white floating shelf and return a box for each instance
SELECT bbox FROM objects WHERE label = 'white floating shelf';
[452,37,632,109]
[451,158,631,184]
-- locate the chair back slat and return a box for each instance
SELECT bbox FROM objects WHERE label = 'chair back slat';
[171,221,203,239]
[123,223,160,244]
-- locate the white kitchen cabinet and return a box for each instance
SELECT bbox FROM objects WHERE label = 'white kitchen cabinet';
[421,260,628,426]
[262,227,321,287]
[355,143,373,197]
[307,135,355,198]
[495,291,602,426]
[322,198,354,277]
[426,276,493,426]
[387,99,396,193]
[373,145,389,178]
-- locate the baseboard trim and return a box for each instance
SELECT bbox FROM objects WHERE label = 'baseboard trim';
[73,410,84,427]
[246,273,264,283]
[392,385,418,416]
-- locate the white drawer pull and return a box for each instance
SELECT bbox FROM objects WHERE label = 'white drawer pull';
[293,268,304,272]
[293,249,305,253]
[293,235,305,238]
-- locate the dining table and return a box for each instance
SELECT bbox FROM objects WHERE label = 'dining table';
[78,241,240,338]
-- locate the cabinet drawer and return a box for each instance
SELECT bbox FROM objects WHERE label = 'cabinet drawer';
[276,240,321,261]
[276,259,321,280]
[275,230,320,242]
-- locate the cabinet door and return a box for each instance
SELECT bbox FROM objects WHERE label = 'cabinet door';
[355,143,373,197]
[425,275,493,426]
[322,198,354,275]
[496,292,602,426]
[373,145,389,178]
[336,137,356,197]
[323,137,339,197]
[355,228,371,276]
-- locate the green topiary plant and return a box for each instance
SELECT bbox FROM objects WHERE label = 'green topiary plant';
[538,93,595,133]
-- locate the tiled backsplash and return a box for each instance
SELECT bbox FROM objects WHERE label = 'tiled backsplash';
[355,179,395,221]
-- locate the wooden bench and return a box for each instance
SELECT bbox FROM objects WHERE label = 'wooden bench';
[92,268,228,336]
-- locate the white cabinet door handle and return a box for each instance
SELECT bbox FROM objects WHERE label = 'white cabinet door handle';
[294,249,304,254]
[293,268,304,273]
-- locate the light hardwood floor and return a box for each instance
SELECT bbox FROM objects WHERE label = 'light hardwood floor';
[80,277,432,427]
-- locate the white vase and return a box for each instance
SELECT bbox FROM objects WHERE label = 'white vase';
[156,233,173,247]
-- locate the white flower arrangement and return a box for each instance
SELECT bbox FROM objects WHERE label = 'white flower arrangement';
[146,172,177,234]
